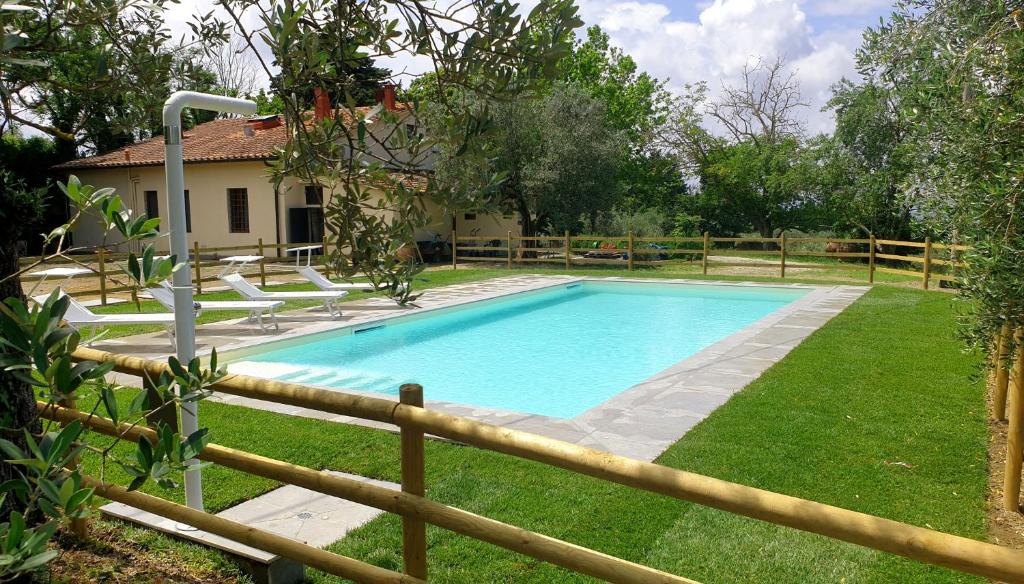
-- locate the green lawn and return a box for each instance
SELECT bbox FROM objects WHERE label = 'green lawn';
[78,283,987,583]
[86,260,923,339]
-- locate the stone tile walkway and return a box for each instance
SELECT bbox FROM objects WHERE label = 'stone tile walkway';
[102,470,400,583]
[101,275,868,462]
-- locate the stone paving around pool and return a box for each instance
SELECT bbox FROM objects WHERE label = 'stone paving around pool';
[101,274,868,462]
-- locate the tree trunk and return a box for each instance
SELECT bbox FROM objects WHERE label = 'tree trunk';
[0,237,37,523]
[515,197,537,259]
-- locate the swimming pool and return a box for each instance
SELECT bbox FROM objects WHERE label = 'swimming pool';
[227,281,808,418]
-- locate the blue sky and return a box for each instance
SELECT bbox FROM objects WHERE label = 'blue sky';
[159,0,898,134]
[565,0,898,133]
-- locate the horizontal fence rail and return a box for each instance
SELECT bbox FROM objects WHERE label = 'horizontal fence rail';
[56,346,1024,583]
[452,231,966,289]
[19,233,967,305]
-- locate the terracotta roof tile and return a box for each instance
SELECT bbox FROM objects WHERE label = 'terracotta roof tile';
[53,104,414,171]
[53,118,289,170]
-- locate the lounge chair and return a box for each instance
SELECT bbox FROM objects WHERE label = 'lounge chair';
[220,273,346,319]
[33,290,177,348]
[295,266,405,293]
[147,284,283,332]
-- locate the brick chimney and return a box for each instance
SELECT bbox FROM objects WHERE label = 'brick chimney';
[375,84,397,111]
[314,87,331,121]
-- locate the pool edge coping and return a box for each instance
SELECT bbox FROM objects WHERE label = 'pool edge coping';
[202,276,868,462]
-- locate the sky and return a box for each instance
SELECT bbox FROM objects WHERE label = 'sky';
[164,0,897,135]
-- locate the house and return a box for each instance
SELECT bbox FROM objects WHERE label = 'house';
[54,86,519,256]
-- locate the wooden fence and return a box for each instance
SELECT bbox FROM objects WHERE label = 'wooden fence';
[19,233,968,305]
[19,239,329,305]
[453,231,968,289]
[992,325,1024,515]
[36,347,1024,583]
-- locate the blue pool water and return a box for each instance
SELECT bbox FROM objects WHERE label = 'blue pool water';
[228,282,807,418]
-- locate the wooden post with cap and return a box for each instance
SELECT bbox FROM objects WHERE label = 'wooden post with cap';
[258,237,267,287]
[400,383,427,579]
[1006,329,1024,512]
[868,234,876,284]
[193,241,203,295]
[564,230,570,270]
[780,232,787,278]
[701,232,710,275]
[97,247,108,305]
[995,323,1012,421]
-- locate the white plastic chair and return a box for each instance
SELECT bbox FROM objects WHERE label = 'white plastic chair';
[147,284,283,331]
[34,289,177,348]
[295,266,379,292]
[220,273,346,319]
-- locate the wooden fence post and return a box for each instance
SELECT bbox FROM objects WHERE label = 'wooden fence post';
[564,231,570,270]
[451,230,457,271]
[627,232,634,272]
[996,324,1013,421]
[780,232,787,279]
[868,234,876,284]
[322,234,331,279]
[507,231,513,270]
[57,394,88,538]
[193,241,203,295]
[400,384,427,580]
[97,248,107,306]
[701,232,710,275]
[1006,329,1024,512]
[922,236,932,290]
[258,238,267,287]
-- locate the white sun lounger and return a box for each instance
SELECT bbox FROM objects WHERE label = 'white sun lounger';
[147,284,283,332]
[33,290,177,348]
[295,266,380,292]
[220,273,346,319]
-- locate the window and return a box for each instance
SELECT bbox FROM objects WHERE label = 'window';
[405,123,417,139]
[227,188,249,233]
[463,213,476,221]
[184,190,192,233]
[144,190,159,219]
[304,185,323,206]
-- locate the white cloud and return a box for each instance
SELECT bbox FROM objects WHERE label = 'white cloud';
[156,0,863,132]
[809,0,891,17]
[580,0,864,134]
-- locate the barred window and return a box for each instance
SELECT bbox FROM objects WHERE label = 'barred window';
[144,190,159,219]
[184,190,192,233]
[227,188,249,233]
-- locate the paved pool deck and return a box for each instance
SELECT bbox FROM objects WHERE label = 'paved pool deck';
[100,275,868,462]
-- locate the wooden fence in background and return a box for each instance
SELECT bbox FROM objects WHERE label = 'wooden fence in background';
[18,232,968,305]
[36,347,1024,584]
[19,239,328,305]
[453,232,968,289]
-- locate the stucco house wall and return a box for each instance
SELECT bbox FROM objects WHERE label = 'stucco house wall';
[69,161,278,253]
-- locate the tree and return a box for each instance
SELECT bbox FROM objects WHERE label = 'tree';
[559,26,670,143]
[558,26,683,218]
[856,1,1024,349]
[434,83,623,238]
[663,58,815,237]
[0,0,196,143]
[204,36,260,99]
[215,0,582,300]
[811,79,915,239]
[2,0,197,540]
[0,0,583,577]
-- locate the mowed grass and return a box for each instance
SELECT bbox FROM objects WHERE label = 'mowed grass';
[85,259,921,340]
[78,284,987,583]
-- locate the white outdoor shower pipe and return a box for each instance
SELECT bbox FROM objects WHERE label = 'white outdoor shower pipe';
[163,92,256,513]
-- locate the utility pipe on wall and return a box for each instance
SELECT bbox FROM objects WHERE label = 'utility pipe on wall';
[163,92,256,514]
